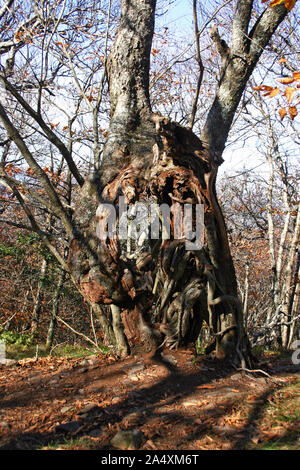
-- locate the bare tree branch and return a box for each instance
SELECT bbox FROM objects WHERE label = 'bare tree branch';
[200,2,289,160]
[0,101,74,234]
[0,76,84,187]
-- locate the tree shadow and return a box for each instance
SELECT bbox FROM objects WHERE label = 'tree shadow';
[231,378,299,450]
[0,354,294,451]
[0,357,145,410]
[0,356,239,450]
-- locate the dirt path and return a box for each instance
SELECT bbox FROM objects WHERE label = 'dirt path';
[0,349,299,450]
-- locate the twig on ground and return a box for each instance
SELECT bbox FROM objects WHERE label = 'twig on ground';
[234,366,280,383]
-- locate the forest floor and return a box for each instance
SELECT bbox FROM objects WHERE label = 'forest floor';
[0,347,299,451]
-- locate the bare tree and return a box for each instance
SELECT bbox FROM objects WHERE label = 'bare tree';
[0,0,294,364]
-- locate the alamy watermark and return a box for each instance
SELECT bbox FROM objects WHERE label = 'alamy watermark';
[291,340,300,365]
[0,340,6,364]
[96,197,204,250]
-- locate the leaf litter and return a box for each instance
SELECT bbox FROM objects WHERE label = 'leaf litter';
[0,349,298,450]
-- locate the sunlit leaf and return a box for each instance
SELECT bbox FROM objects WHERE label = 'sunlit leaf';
[152,49,160,56]
[267,0,297,10]
[253,85,274,91]
[284,87,297,102]
[277,77,295,84]
[288,106,298,120]
[197,384,216,389]
[269,0,284,6]
[283,0,297,11]
[269,88,280,97]
[279,107,287,120]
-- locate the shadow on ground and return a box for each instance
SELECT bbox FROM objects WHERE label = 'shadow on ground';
[0,349,298,450]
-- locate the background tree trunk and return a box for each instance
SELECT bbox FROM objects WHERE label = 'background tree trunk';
[45,267,66,351]
[31,257,48,336]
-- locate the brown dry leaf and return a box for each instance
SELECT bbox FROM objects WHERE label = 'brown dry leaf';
[269,87,280,97]
[182,401,197,407]
[246,394,256,401]
[293,72,300,80]
[182,400,209,407]
[288,106,298,120]
[279,107,287,120]
[285,87,297,103]
[152,49,160,56]
[283,0,297,11]
[145,439,157,450]
[261,427,285,440]
[269,0,297,10]
[225,419,246,428]
[277,77,295,84]
[269,0,284,7]
[193,442,210,450]
[197,384,216,389]
[246,394,264,404]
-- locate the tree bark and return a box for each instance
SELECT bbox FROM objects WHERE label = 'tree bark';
[31,257,48,336]
[281,202,300,347]
[288,259,300,348]
[68,0,290,364]
[200,1,288,159]
[45,267,66,351]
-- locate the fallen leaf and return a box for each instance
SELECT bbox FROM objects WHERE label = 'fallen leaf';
[197,384,216,389]
[145,440,157,450]
[253,85,273,91]
[182,400,209,407]
[246,394,256,401]
[246,395,265,404]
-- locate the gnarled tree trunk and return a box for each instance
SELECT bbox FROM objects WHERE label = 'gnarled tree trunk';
[68,0,288,364]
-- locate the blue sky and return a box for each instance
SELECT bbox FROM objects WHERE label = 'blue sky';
[157,0,194,35]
